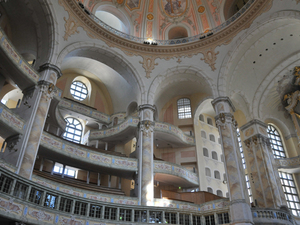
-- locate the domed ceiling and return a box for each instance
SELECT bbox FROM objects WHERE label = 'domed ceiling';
[81,0,244,40]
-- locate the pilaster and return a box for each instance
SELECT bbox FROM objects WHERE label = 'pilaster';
[212,96,253,225]
[240,119,287,208]
[138,104,155,206]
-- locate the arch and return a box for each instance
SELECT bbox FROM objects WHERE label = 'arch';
[201,130,207,139]
[148,66,216,106]
[212,151,218,160]
[217,11,300,98]
[56,42,145,105]
[216,190,223,197]
[214,170,220,179]
[70,78,90,101]
[1,88,23,109]
[94,4,131,34]
[209,134,215,142]
[205,168,211,177]
[127,101,138,117]
[167,26,189,39]
[203,148,209,157]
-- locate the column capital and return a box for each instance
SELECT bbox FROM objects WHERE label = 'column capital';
[38,80,58,101]
[240,119,268,141]
[139,120,155,137]
[215,112,238,130]
[211,96,236,113]
[39,63,62,79]
[138,104,156,112]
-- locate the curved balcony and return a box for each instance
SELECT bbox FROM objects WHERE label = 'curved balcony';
[154,122,195,147]
[154,160,199,187]
[58,98,111,125]
[0,103,25,139]
[0,165,230,225]
[275,156,300,173]
[39,132,138,179]
[0,27,39,90]
[89,116,139,143]
[251,208,294,225]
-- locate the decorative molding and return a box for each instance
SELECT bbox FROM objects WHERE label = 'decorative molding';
[58,0,273,77]
[140,120,154,137]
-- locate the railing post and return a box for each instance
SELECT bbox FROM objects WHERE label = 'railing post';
[132,209,135,222]
[56,195,61,210]
[9,179,17,195]
[101,205,105,219]
[87,171,90,184]
[97,173,101,186]
[116,207,120,221]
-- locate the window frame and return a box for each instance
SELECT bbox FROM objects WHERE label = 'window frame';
[70,81,88,101]
[63,117,83,144]
[177,98,192,119]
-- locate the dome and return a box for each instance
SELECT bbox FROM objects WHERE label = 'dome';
[83,0,250,40]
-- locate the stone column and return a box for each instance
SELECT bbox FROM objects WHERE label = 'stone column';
[18,63,62,179]
[138,104,155,206]
[212,97,253,225]
[240,119,287,208]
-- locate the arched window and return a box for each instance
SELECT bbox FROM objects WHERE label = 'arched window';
[214,171,220,179]
[177,98,191,119]
[205,168,211,177]
[207,187,213,193]
[217,190,223,197]
[203,148,209,157]
[267,125,286,158]
[212,151,218,160]
[199,114,204,122]
[267,124,300,216]
[201,131,206,139]
[237,128,246,169]
[209,134,215,142]
[70,81,88,101]
[63,117,83,144]
[207,118,213,126]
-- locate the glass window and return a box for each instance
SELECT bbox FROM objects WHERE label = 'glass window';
[205,215,215,225]
[59,197,72,213]
[177,98,192,119]
[90,205,102,218]
[120,209,132,222]
[201,130,206,139]
[63,117,83,144]
[267,125,300,216]
[218,213,230,224]
[70,81,88,101]
[207,187,213,193]
[267,125,286,158]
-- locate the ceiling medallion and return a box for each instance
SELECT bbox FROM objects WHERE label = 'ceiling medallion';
[147,14,154,20]
[198,6,205,13]
[159,0,189,23]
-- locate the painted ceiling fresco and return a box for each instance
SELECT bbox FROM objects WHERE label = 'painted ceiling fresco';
[83,0,226,40]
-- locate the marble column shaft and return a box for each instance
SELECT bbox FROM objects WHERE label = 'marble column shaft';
[241,120,287,208]
[138,104,155,206]
[212,97,253,225]
[19,63,61,179]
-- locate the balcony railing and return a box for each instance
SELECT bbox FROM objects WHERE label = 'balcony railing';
[0,165,230,224]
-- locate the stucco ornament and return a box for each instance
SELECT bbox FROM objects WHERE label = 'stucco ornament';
[201,48,219,71]
[140,120,154,137]
[139,56,158,78]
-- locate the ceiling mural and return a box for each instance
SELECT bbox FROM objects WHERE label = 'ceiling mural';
[83,0,233,40]
[161,0,188,18]
[126,0,141,10]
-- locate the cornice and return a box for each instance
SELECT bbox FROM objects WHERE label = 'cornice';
[59,0,273,77]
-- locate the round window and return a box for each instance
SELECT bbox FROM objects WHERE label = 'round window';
[70,81,88,101]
